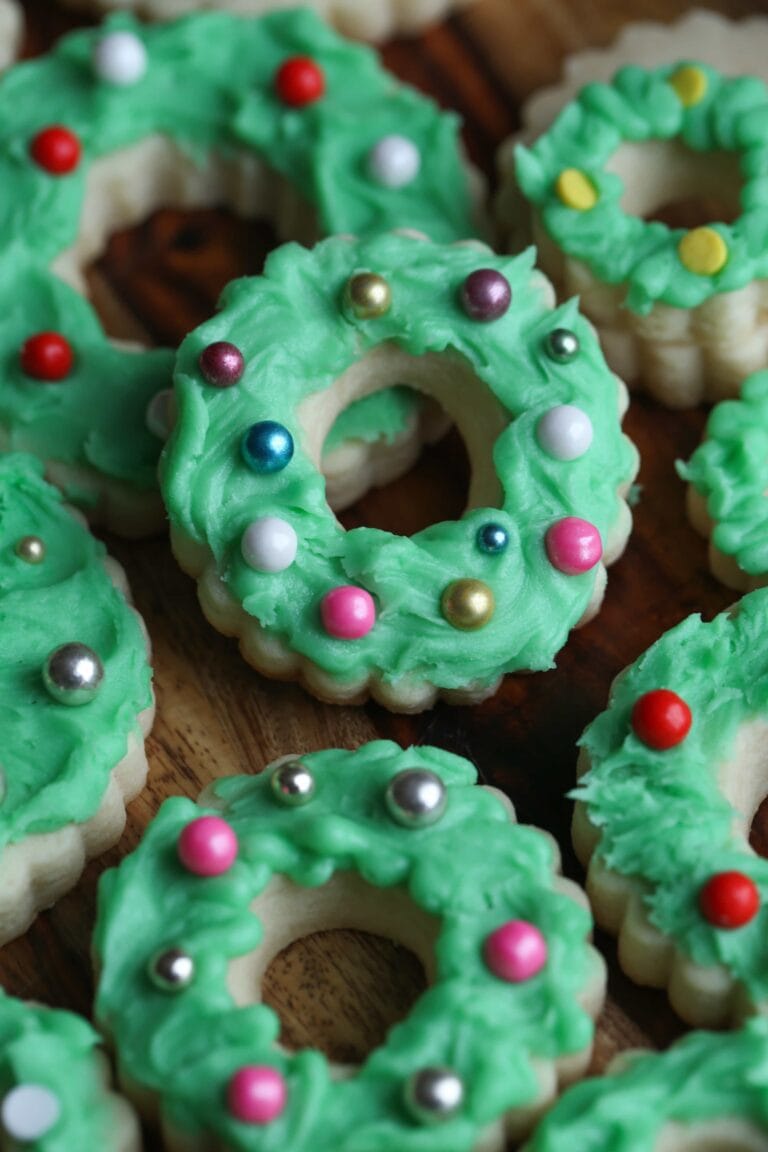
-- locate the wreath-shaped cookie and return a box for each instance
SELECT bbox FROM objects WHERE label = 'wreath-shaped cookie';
[94,741,606,1152]
[0,10,477,533]
[574,589,768,1026]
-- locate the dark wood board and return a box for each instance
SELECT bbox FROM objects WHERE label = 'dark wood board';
[8,0,768,1145]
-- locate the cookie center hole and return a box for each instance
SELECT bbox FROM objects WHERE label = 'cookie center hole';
[606,139,741,228]
[227,872,440,1069]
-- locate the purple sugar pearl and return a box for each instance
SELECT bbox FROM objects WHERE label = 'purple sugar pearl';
[198,341,244,388]
[459,269,511,322]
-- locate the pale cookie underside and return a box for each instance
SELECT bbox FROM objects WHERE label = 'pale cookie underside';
[91,1048,144,1152]
[0,0,21,72]
[496,10,768,407]
[685,484,768,593]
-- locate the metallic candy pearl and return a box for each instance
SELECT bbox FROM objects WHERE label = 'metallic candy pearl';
[15,535,46,564]
[241,421,294,474]
[344,273,392,319]
[270,759,315,807]
[405,1068,464,1124]
[148,948,195,992]
[92,31,148,86]
[1,1086,61,1142]
[42,642,104,706]
[441,579,495,630]
[385,769,446,828]
[199,341,244,388]
[459,269,511,321]
[476,523,508,555]
[366,135,421,188]
[545,328,580,363]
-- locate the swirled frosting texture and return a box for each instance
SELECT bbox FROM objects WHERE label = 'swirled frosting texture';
[161,233,636,692]
[577,590,768,1008]
[0,10,475,499]
[681,369,768,577]
[94,741,601,1151]
[516,62,768,312]
[0,993,121,1151]
[0,453,152,845]
[523,1019,768,1152]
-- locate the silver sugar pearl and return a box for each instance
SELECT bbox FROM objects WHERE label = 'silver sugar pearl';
[385,769,447,828]
[15,536,46,564]
[545,328,580,364]
[42,643,104,706]
[405,1067,464,1124]
[148,948,195,992]
[270,759,315,806]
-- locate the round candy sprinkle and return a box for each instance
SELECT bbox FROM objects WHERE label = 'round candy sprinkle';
[15,535,45,564]
[29,125,80,175]
[1,1085,61,1142]
[545,328,580,363]
[178,816,238,877]
[459,269,511,322]
[320,585,376,639]
[274,56,325,107]
[484,920,547,982]
[404,1068,464,1124]
[631,689,692,750]
[699,871,759,929]
[678,227,728,277]
[199,341,244,388]
[145,389,173,440]
[241,517,297,573]
[555,167,598,211]
[366,135,421,188]
[92,30,148,86]
[344,272,391,319]
[476,523,509,555]
[43,643,103,706]
[241,421,294,474]
[385,768,447,828]
[270,760,315,806]
[545,517,602,575]
[441,579,494,630]
[668,64,708,107]
[228,1066,287,1125]
[148,948,195,992]
[20,332,73,381]
[537,405,593,461]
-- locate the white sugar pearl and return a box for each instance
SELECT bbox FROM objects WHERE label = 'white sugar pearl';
[241,517,297,573]
[537,405,593,461]
[145,389,173,440]
[1,1085,61,1141]
[93,31,148,87]
[366,135,421,189]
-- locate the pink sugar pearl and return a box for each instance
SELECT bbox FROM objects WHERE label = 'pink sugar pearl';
[228,1066,287,1125]
[484,920,547,982]
[545,517,602,575]
[320,585,376,639]
[177,816,238,877]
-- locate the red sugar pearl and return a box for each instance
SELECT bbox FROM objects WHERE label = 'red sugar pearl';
[274,57,325,107]
[631,689,692,750]
[30,125,81,175]
[20,333,74,381]
[699,871,760,929]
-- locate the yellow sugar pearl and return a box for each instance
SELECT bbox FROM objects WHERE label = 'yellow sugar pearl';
[441,579,495,631]
[678,227,728,277]
[668,65,708,108]
[555,168,598,212]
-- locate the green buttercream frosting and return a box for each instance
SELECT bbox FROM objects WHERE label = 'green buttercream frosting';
[523,1019,768,1152]
[0,453,152,846]
[680,369,768,577]
[0,9,477,504]
[0,992,124,1151]
[161,233,637,693]
[516,62,768,313]
[576,589,768,1008]
[94,741,601,1151]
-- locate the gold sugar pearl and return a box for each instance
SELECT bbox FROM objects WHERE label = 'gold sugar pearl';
[668,65,708,108]
[15,535,46,564]
[441,579,495,631]
[678,227,728,277]
[555,168,598,212]
[344,272,392,319]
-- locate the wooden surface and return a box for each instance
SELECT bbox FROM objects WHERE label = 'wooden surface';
[9,0,768,1144]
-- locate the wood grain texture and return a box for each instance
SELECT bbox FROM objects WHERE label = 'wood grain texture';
[8,0,768,1146]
